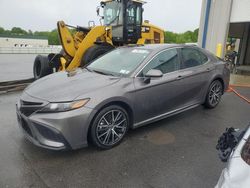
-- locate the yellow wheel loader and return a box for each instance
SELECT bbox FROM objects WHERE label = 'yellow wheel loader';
[33,0,165,79]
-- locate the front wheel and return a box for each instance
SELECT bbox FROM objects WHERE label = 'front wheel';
[90,105,129,149]
[204,80,223,108]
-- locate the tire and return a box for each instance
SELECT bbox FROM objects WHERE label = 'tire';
[81,44,114,67]
[48,52,64,72]
[90,105,129,149]
[33,55,52,80]
[204,80,223,109]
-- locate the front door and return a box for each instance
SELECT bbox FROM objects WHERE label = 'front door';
[133,48,183,124]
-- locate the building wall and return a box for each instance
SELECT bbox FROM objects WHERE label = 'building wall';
[198,0,250,55]
[198,0,233,57]
[0,37,48,47]
[197,0,207,48]
[199,0,250,65]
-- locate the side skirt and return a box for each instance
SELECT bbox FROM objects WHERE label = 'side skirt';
[133,103,200,129]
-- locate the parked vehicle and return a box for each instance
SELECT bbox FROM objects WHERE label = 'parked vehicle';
[16,44,230,150]
[216,124,250,188]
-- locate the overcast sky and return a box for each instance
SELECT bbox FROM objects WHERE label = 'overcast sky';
[0,0,202,33]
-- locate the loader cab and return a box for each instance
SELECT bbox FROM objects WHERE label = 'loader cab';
[101,0,144,45]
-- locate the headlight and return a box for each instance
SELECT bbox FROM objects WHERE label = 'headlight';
[39,99,90,113]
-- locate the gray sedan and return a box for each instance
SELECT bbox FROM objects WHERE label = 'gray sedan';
[16,44,230,150]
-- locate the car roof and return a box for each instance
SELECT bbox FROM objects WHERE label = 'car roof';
[127,44,198,51]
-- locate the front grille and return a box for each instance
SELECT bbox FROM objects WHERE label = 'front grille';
[21,100,43,106]
[34,123,64,143]
[19,100,44,117]
[20,107,41,117]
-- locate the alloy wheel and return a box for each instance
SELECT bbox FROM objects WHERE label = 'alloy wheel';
[208,81,222,106]
[96,109,128,146]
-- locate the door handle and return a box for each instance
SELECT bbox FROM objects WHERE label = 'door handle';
[176,75,183,80]
[206,68,211,72]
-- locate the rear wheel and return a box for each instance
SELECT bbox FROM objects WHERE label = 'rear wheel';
[204,80,223,108]
[81,44,114,67]
[33,55,52,79]
[90,105,129,149]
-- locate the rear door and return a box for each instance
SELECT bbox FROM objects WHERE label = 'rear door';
[177,47,214,106]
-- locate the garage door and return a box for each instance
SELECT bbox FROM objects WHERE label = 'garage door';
[230,0,250,23]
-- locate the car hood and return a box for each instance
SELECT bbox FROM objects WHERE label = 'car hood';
[24,69,120,102]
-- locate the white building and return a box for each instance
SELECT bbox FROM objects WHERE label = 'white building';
[198,0,250,67]
[0,35,48,47]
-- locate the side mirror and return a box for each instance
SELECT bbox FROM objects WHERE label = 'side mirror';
[143,69,163,84]
[145,69,163,78]
[96,6,100,16]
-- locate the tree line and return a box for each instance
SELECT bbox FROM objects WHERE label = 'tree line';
[164,29,199,44]
[0,27,60,45]
[0,26,198,45]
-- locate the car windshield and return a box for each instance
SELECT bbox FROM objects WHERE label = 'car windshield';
[87,48,151,77]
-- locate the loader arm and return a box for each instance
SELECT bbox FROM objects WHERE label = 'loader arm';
[66,26,112,71]
[57,21,77,58]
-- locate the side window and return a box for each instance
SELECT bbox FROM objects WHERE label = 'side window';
[141,49,180,75]
[200,51,209,64]
[127,5,136,24]
[181,48,208,69]
[154,32,160,44]
[136,6,142,25]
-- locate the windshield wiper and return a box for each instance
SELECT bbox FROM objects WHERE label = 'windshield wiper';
[92,69,115,76]
[84,67,93,72]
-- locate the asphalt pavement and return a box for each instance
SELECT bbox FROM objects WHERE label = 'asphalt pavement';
[0,89,249,188]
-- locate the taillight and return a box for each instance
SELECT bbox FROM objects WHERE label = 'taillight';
[241,137,250,165]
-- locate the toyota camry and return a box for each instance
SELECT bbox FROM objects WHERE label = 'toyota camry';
[16,44,230,150]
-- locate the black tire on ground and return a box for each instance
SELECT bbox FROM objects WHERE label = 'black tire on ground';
[33,55,52,80]
[81,44,115,67]
[90,105,129,149]
[204,80,223,109]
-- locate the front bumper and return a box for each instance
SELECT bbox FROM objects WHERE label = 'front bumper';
[16,102,95,150]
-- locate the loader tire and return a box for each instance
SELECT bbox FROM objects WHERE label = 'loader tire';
[33,55,52,80]
[81,44,114,67]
